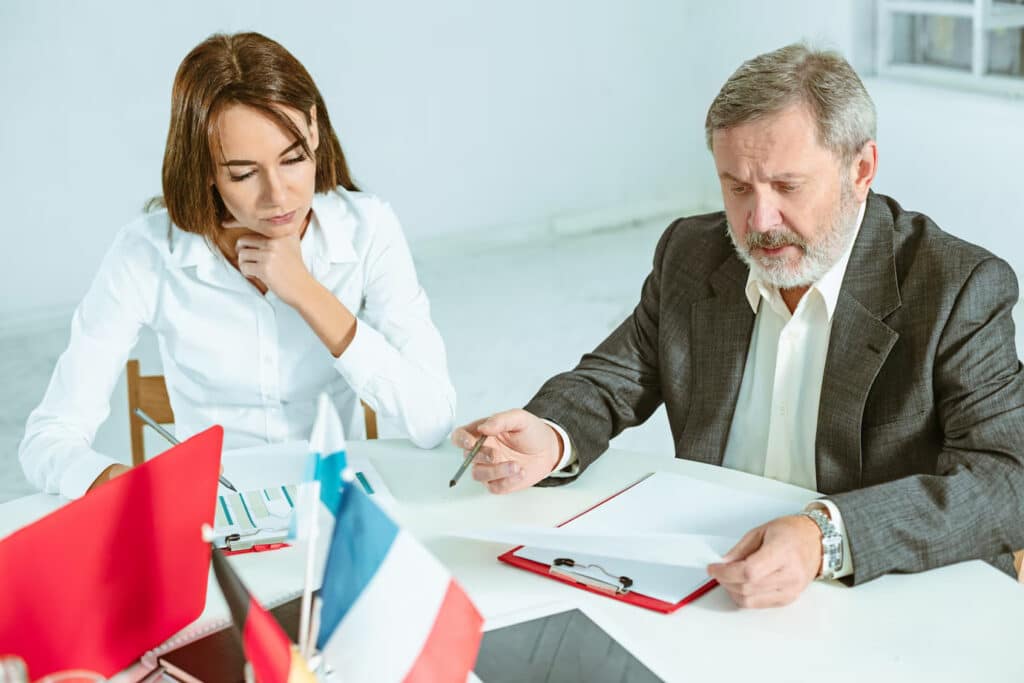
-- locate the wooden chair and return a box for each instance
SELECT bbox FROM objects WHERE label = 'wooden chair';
[126,359,378,466]
[1015,550,1023,583]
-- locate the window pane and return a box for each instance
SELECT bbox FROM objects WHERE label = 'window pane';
[988,27,1024,76]
[891,14,973,72]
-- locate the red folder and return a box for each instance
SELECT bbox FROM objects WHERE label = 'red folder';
[0,426,223,679]
[498,475,718,613]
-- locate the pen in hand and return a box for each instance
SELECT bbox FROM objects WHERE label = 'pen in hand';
[133,407,239,492]
[449,435,487,488]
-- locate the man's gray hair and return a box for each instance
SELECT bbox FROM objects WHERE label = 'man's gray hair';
[705,43,876,162]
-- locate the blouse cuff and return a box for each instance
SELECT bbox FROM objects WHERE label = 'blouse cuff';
[60,450,121,500]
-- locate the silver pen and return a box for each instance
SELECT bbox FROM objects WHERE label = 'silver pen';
[449,435,487,487]
[133,407,239,492]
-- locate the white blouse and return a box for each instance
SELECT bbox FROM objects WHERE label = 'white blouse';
[20,187,456,498]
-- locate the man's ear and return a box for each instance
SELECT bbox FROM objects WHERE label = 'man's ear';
[308,104,320,153]
[850,140,878,203]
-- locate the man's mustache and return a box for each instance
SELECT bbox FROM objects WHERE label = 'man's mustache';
[747,229,807,252]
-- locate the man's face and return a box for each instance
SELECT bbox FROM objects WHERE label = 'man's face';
[712,104,860,289]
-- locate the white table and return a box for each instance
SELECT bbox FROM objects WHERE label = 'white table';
[3,440,1023,682]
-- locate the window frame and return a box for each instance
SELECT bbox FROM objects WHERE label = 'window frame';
[876,0,1024,96]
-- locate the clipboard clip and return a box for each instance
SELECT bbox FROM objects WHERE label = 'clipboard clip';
[550,558,633,596]
[224,531,289,552]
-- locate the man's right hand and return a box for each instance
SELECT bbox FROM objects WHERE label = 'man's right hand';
[87,463,130,492]
[451,409,563,494]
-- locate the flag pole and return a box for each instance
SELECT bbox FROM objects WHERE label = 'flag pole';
[297,479,321,660]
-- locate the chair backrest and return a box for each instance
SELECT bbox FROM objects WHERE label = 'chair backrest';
[126,359,174,466]
[1015,550,1023,583]
[125,359,378,466]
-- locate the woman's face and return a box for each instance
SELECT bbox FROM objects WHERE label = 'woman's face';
[211,103,319,239]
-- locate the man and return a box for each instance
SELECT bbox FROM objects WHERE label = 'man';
[452,44,1024,607]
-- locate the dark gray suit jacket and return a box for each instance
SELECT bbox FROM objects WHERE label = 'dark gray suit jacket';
[525,192,1024,584]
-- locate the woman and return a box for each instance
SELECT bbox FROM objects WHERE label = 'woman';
[19,32,455,498]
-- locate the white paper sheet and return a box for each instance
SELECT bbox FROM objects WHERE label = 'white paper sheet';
[455,471,802,604]
[220,440,395,506]
[453,526,735,567]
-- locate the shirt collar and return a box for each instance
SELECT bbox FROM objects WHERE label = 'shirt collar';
[743,200,867,321]
[167,218,211,268]
[310,189,360,265]
[168,189,360,268]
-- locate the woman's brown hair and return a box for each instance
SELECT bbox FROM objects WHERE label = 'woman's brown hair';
[160,32,357,239]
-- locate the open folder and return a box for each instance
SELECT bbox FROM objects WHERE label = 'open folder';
[493,471,800,613]
[211,485,298,552]
[210,445,393,552]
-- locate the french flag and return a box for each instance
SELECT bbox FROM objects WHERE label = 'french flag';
[316,479,484,682]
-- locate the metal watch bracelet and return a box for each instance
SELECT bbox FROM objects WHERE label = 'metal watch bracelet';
[801,508,843,580]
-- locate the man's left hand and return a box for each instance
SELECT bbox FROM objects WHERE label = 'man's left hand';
[706,514,823,608]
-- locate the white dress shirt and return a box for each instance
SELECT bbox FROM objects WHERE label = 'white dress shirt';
[720,201,866,578]
[551,202,867,578]
[20,187,455,499]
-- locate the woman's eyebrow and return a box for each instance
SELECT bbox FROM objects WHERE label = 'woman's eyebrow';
[220,141,304,166]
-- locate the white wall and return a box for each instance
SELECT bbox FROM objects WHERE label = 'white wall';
[866,77,1024,278]
[0,0,715,321]
[3,0,1020,321]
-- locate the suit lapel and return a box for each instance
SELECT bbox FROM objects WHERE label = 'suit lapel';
[682,254,755,466]
[815,193,901,493]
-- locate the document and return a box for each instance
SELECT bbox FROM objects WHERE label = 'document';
[213,443,394,550]
[211,485,298,550]
[453,526,735,567]
[221,441,394,505]
[454,471,801,605]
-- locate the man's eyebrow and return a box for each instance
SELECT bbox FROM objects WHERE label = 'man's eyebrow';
[718,172,807,183]
[220,140,304,167]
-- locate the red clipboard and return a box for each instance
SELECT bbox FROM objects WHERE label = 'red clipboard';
[498,474,718,613]
[223,542,290,556]
[0,426,223,680]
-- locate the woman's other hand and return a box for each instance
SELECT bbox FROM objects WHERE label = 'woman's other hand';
[87,463,130,493]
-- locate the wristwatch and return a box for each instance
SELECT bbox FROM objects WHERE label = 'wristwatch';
[801,509,843,580]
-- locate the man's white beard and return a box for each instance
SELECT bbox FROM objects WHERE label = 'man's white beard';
[728,186,860,290]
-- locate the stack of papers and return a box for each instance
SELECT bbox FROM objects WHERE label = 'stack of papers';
[451,471,801,605]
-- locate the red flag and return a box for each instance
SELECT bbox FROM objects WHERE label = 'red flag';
[0,427,222,679]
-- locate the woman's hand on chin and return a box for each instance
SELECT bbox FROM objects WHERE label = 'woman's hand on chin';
[233,228,316,306]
